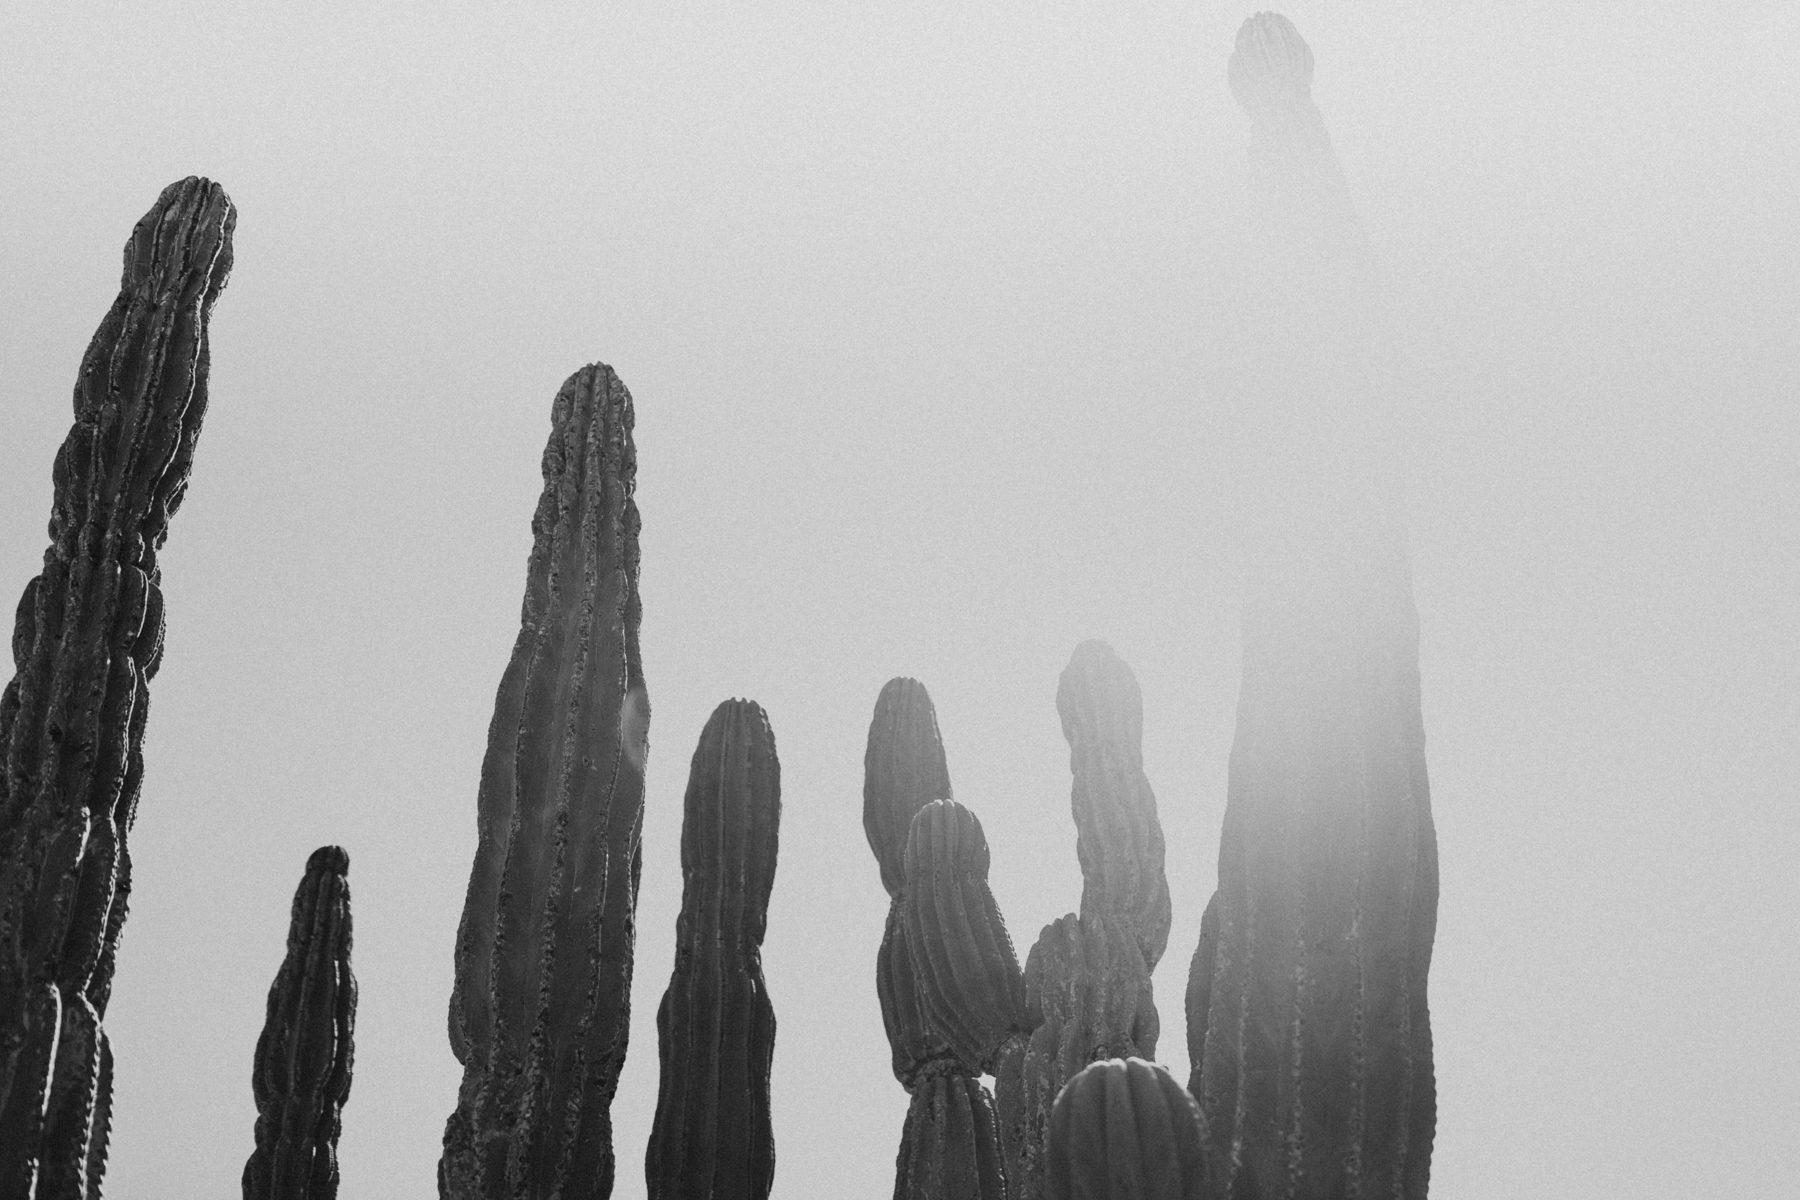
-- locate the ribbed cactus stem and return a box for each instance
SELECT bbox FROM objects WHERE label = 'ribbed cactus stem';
[0,176,234,1198]
[440,363,648,1200]
[1043,1058,1208,1200]
[901,800,1028,1075]
[864,677,954,899]
[244,846,356,1200]
[896,1075,1008,1200]
[1055,641,1171,972]
[645,699,780,1200]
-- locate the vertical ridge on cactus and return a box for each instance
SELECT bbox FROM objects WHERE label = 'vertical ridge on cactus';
[901,800,1028,1076]
[645,699,780,1200]
[1043,1058,1208,1200]
[440,363,647,1200]
[0,175,235,1198]
[1055,641,1172,974]
[244,846,356,1200]
[895,1074,1008,1200]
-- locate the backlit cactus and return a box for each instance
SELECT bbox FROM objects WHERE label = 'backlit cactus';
[244,846,356,1200]
[440,364,648,1200]
[0,176,235,1197]
[1043,1059,1207,1200]
[896,1075,1008,1200]
[646,699,780,1200]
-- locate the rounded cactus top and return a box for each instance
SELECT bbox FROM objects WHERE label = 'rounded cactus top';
[1228,12,1315,120]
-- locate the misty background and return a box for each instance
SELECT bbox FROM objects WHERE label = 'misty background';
[2,2,1796,1196]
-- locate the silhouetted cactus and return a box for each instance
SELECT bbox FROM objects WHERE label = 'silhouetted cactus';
[645,699,780,1200]
[865,678,954,901]
[244,846,356,1200]
[440,364,648,1200]
[0,175,235,1198]
[1043,1059,1207,1200]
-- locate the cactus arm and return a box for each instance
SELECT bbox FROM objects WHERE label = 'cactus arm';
[895,1075,1007,1200]
[0,177,234,1198]
[863,677,954,899]
[243,846,356,1200]
[440,364,647,1200]
[1055,642,1172,972]
[1042,1058,1207,1200]
[645,699,780,1200]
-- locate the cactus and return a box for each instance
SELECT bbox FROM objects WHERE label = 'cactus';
[0,176,235,1197]
[244,846,356,1200]
[1183,14,1439,1199]
[645,699,780,1200]
[896,1075,1009,1200]
[440,364,648,1200]
[1043,1059,1207,1200]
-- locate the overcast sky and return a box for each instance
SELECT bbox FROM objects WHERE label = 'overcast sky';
[3,3,1796,1197]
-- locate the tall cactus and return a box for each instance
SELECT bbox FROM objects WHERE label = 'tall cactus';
[1185,14,1438,1199]
[646,699,780,1200]
[1043,1058,1208,1200]
[0,176,235,1198]
[244,846,356,1200]
[440,364,648,1200]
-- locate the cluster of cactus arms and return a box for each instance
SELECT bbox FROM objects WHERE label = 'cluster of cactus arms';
[244,847,357,1200]
[864,640,1180,1200]
[0,13,1434,1200]
[0,176,235,1197]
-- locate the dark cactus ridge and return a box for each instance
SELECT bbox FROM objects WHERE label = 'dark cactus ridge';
[440,363,647,1200]
[646,699,780,1200]
[1043,1059,1208,1200]
[0,176,235,1198]
[1055,640,1172,972]
[1185,15,1438,1200]
[901,800,1029,1076]
[244,847,356,1200]
[895,1074,1008,1200]
[864,676,954,899]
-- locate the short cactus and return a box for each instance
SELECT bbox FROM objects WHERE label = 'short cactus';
[645,699,781,1200]
[1043,1058,1207,1200]
[244,846,356,1200]
[0,176,235,1198]
[440,364,648,1200]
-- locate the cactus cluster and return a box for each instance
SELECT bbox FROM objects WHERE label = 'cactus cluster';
[2,12,1434,1198]
[864,641,1178,1200]
[0,176,235,1196]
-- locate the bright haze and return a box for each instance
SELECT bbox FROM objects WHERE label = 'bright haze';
[2,2,1795,1197]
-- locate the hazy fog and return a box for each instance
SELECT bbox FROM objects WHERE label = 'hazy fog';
[2,3,1795,1196]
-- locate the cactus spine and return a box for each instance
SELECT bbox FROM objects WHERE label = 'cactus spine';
[244,846,356,1200]
[0,176,235,1198]
[1043,1058,1207,1200]
[440,364,648,1200]
[646,699,780,1200]
[1184,15,1439,1199]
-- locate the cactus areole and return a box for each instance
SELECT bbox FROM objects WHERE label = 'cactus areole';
[440,363,647,1200]
[0,176,235,1198]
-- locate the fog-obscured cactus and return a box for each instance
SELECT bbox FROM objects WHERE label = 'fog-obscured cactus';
[440,364,648,1200]
[244,847,356,1200]
[646,699,780,1200]
[0,176,234,1198]
[1043,1059,1207,1200]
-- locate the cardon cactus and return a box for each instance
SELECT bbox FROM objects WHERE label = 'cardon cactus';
[244,846,357,1200]
[440,363,648,1200]
[646,699,780,1200]
[0,176,235,1198]
[1184,14,1438,1200]
[896,1075,1008,1200]
[1043,1059,1207,1200]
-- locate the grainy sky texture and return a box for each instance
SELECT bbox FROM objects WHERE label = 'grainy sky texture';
[2,3,1796,1197]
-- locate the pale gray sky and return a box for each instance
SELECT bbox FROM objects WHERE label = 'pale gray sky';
[2,3,1796,1197]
